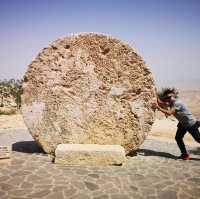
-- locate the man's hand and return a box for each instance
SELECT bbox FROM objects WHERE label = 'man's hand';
[151,101,159,109]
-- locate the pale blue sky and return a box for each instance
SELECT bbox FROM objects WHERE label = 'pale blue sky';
[0,0,200,85]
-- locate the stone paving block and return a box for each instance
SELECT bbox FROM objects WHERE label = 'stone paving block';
[1,133,200,199]
[55,144,126,166]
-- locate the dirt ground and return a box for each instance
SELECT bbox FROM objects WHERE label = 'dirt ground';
[0,114,27,131]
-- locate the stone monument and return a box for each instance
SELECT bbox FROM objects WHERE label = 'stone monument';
[21,33,156,154]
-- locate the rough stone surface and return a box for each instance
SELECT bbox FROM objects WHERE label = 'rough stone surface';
[55,144,126,166]
[21,32,156,154]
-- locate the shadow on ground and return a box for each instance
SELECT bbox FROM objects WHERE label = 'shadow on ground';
[12,141,45,154]
[133,149,177,159]
[189,147,200,155]
[127,149,200,161]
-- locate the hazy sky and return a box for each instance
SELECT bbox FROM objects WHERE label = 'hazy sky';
[0,0,200,85]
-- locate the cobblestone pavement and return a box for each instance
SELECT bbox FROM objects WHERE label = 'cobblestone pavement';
[0,129,200,199]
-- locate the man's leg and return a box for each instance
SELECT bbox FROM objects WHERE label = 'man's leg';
[196,121,200,128]
[175,123,187,155]
[188,122,200,143]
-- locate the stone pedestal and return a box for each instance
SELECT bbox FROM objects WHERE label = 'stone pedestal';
[55,144,126,166]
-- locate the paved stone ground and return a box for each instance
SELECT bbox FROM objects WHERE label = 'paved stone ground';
[0,129,200,199]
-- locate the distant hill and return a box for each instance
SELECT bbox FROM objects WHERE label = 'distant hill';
[157,79,200,91]
[179,90,200,119]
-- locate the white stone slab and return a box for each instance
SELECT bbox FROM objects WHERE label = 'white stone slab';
[55,144,126,166]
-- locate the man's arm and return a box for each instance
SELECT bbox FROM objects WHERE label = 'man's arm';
[156,104,176,116]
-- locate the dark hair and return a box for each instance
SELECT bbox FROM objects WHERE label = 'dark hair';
[157,87,178,101]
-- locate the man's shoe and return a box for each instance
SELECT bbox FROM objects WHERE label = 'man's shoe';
[178,153,190,160]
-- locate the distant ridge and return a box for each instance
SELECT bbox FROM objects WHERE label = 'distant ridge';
[157,79,200,91]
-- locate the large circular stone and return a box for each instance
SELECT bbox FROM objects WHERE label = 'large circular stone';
[21,33,156,154]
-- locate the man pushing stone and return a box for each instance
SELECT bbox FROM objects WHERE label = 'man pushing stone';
[152,88,200,160]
